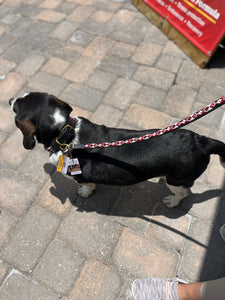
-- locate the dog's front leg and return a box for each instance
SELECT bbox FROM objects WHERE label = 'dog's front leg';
[163,184,190,208]
[77,183,96,198]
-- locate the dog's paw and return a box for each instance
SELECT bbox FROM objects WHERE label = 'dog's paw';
[77,183,96,198]
[163,195,181,208]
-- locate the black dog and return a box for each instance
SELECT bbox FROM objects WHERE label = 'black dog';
[9,92,225,207]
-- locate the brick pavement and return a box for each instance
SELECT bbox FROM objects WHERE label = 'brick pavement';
[0,0,225,299]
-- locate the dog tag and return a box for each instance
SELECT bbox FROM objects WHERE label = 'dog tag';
[57,155,82,175]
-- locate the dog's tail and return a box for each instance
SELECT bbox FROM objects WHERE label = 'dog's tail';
[206,137,225,168]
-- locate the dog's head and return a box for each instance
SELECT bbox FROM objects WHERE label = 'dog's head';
[9,92,73,149]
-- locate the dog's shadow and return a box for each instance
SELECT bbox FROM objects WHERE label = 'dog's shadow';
[44,163,222,219]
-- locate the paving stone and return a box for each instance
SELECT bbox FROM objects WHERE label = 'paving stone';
[28,71,68,96]
[132,42,162,66]
[0,130,29,168]
[133,85,166,111]
[63,56,99,83]
[90,104,123,127]
[191,101,224,130]
[33,238,84,294]
[82,19,113,36]
[109,27,144,46]
[69,30,94,47]
[87,69,117,91]
[0,73,26,102]
[0,260,9,285]
[103,77,141,110]
[180,181,222,221]
[61,83,103,111]
[109,41,136,58]
[50,20,78,41]
[163,40,190,59]
[69,259,121,300]
[177,218,213,281]
[67,5,95,23]
[17,52,46,76]
[58,207,123,260]
[0,209,18,247]
[1,205,60,272]
[39,0,62,9]
[155,54,183,73]
[0,104,16,132]
[112,228,179,277]
[2,42,32,64]
[164,84,197,118]
[122,104,171,129]
[111,9,137,26]
[37,170,76,215]
[197,82,225,105]
[100,55,137,78]
[205,68,225,88]
[110,181,161,233]
[133,65,175,91]
[82,36,114,60]
[176,60,208,89]
[36,9,66,23]
[0,33,18,56]
[146,202,191,252]
[144,25,170,45]
[41,56,70,76]
[19,144,55,184]
[0,57,15,78]
[90,9,113,23]
[0,271,59,300]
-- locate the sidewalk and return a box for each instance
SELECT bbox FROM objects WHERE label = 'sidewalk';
[0,0,225,299]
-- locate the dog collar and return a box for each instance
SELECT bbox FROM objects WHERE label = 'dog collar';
[45,117,77,154]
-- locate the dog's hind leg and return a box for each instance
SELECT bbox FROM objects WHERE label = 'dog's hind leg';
[77,183,96,198]
[163,183,190,208]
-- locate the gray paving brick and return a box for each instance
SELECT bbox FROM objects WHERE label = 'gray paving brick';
[133,66,175,91]
[112,228,179,277]
[28,71,69,96]
[61,83,104,111]
[0,209,18,248]
[2,205,60,272]
[0,170,39,217]
[176,60,208,88]
[58,207,123,260]
[164,84,197,117]
[0,271,59,300]
[110,181,161,233]
[109,27,144,46]
[133,85,166,110]
[33,238,84,294]
[100,55,137,78]
[69,259,121,300]
[103,77,141,110]
[87,69,117,91]
[177,218,216,281]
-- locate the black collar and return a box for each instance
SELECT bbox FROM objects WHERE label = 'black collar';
[45,117,76,154]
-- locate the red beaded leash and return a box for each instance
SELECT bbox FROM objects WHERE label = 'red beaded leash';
[81,95,225,149]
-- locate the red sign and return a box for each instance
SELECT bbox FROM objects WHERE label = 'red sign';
[144,0,225,56]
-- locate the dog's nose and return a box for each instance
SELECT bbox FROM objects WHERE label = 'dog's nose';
[9,98,14,106]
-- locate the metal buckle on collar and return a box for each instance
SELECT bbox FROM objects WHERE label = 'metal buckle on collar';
[55,124,75,151]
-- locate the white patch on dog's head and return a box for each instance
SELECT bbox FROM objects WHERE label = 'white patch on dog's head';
[52,108,66,126]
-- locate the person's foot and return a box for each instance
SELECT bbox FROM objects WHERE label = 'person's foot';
[132,278,179,300]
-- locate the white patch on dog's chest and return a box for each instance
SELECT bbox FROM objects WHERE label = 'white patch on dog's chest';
[52,109,66,126]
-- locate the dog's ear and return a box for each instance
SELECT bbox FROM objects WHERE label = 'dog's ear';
[17,119,36,149]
